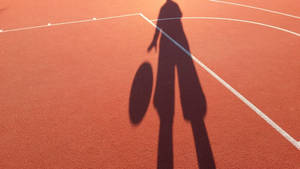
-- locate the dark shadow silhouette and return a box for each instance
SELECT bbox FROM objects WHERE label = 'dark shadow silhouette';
[129,62,153,125]
[148,1,216,169]
[129,0,216,168]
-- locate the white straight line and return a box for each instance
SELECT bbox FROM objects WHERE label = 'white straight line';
[0,13,140,33]
[139,13,300,150]
[152,17,300,37]
[209,0,300,19]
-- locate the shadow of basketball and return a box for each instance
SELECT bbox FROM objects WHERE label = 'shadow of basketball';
[129,62,153,125]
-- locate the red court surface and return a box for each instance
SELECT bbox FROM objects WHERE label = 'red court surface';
[0,0,299,168]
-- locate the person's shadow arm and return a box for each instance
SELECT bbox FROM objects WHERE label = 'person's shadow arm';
[147,28,160,52]
[147,11,163,53]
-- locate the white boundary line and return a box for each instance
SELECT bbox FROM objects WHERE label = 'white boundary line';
[139,13,300,150]
[152,17,300,37]
[209,0,300,19]
[0,13,140,33]
[1,13,298,37]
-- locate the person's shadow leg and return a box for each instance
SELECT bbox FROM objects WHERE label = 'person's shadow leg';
[191,120,216,169]
[154,53,175,169]
[177,52,216,169]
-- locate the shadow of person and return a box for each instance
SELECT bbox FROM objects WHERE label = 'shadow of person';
[147,0,216,168]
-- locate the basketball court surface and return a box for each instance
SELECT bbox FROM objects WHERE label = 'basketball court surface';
[0,0,299,168]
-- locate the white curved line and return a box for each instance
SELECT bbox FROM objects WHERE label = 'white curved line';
[210,0,300,19]
[152,17,300,36]
[140,13,300,150]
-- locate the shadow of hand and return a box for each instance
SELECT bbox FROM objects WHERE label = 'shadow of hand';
[147,41,157,53]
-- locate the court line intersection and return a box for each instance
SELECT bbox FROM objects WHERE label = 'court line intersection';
[139,13,299,150]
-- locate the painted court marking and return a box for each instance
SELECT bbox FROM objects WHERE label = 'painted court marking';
[139,13,300,150]
[0,13,140,33]
[1,15,298,37]
[210,0,300,19]
[152,17,300,36]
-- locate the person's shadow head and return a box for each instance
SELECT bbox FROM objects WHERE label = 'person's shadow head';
[161,0,182,18]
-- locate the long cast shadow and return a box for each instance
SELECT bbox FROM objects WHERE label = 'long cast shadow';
[148,1,216,168]
[129,0,216,168]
